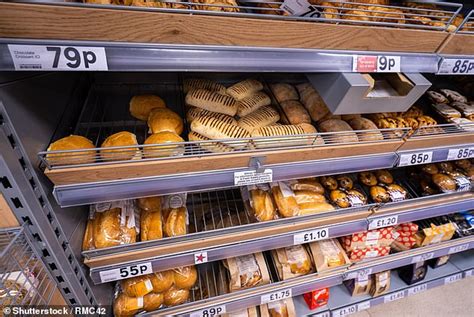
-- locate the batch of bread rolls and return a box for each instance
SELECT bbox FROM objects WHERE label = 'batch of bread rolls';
[84,0,240,11]
[427,89,474,127]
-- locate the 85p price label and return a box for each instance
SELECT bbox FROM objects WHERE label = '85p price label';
[8,44,108,71]
[447,147,474,161]
[368,215,398,230]
[261,289,292,304]
[294,228,329,244]
[439,58,474,74]
[398,152,433,167]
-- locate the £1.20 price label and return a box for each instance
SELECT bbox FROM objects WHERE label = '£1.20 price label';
[8,44,108,71]
[294,228,329,244]
[448,244,469,255]
[261,289,292,304]
[438,58,474,75]
[398,152,433,167]
[368,215,398,230]
[190,305,226,317]
[99,262,152,283]
[447,147,474,161]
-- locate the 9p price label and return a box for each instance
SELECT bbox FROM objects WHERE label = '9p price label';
[439,58,474,74]
[368,215,398,230]
[377,55,401,72]
[398,151,433,167]
[190,305,226,317]
[261,289,292,304]
[8,44,108,71]
[294,228,329,244]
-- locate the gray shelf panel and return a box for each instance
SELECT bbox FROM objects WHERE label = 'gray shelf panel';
[53,153,397,207]
[450,249,474,272]
[0,39,440,73]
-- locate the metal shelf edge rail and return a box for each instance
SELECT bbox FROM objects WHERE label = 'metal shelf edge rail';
[141,236,474,317]
[0,39,440,73]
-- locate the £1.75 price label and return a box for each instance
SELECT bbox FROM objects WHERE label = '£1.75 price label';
[447,147,474,161]
[261,289,292,304]
[398,152,433,167]
[438,58,474,75]
[8,44,108,71]
[294,228,329,244]
[368,215,398,230]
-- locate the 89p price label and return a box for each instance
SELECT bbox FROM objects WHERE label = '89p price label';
[368,215,398,230]
[398,152,433,167]
[447,147,474,161]
[438,58,474,74]
[294,228,329,244]
[190,305,226,317]
[99,262,152,283]
[8,44,108,71]
[261,289,292,304]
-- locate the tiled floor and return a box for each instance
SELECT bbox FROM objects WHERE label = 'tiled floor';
[349,277,474,317]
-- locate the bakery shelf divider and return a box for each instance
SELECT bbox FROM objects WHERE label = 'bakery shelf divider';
[438,10,474,56]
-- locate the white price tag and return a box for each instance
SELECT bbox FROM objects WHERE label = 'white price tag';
[368,215,398,230]
[280,0,317,16]
[411,252,434,264]
[398,152,433,167]
[447,147,474,161]
[357,301,371,311]
[448,244,470,255]
[465,269,473,277]
[332,304,358,317]
[190,305,226,317]
[408,283,427,296]
[261,289,292,304]
[377,55,401,73]
[293,228,329,244]
[234,169,272,186]
[194,251,208,264]
[438,58,474,75]
[384,290,405,303]
[357,268,373,280]
[8,44,108,71]
[444,273,463,285]
[99,262,152,283]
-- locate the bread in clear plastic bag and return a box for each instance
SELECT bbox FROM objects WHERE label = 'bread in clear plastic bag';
[272,245,314,280]
[149,270,174,293]
[260,298,296,317]
[121,275,153,297]
[113,292,144,317]
[249,185,277,221]
[224,253,270,292]
[164,207,187,237]
[140,197,163,241]
[289,178,325,194]
[294,190,326,204]
[172,266,198,290]
[271,182,300,218]
[143,292,163,311]
[163,285,190,306]
[137,196,161,212]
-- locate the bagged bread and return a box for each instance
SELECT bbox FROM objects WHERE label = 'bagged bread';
[140,197,163,241]
[163,194,188,237]
[149,270,174,293]
[47,135,96,166]
[296,84,330,122]
[143,292,163,312]
[348,117,384,141]
[298,202,335,215]
[294,190,326,204]
[224,252,270,292]
[289,178,325,194]
[188,131,234,153]
[186,89,237,116]
[260,298,296,317]
[247,184,277,221]
[173,266,198,290]
[137,196,161,212]
[271,182,300,218]
[238,106,280,133]
[183,78,226,94]
[369,271,391,297]
[270,83,299,103]
[272,245,314,280]
[191,115,250,149]
[186,107,237,125]
[318,119,359,143]
[100,131,141,161]
[280,100,311,125]
[129,94,166,121]
[113,292,144,317]
[163,285,190,306]
[236,92,271,117]
[226,79,263,100]
[121,275,153,297]
[309,239,350,272]
[147,108,184,135]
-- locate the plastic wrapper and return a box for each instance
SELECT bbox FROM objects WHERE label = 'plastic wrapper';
[344,274,372,296]
[172,266,197,290]
[246,184,277,221]
[143,292,164,312]
[370,271,391,297]
[289,178,325,194]
[163,285,190,307]
[272,245,314,280]
[294,190,326,204]
[341,228,394,252]
[330,188,366,208]
[260,298,296,317]
[271,182,300,218]
[113,292,144,317]
[120,275,153,297]
[163,193,188,237]
[303,288,329,310]
[140,196,163,241]
[309,239,350,272]
[224,253,270,292]
[149,270,174,293]
[222,306,258,317]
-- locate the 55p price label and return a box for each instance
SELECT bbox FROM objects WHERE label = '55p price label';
[261,289,292,304]
[398,151,433,167]
[8,44,108,71]
[294,227,329,244]
[99,262,152,283]
[438,58,474,74]
[368,215,398,230]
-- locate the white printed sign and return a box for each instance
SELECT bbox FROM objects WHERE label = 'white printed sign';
[438,59,474,75]
[399,152,433,167]
[234,169,272,186]
[261,289,292,304]
[190,305,226,317]
[447,147,474,160]
[294,228,329,244]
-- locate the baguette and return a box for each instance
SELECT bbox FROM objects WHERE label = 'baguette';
[186,107,237,125]
[185,89,237,116]
[183,78,226,94]
[188,131,234,153]
[238,106,280,132]
[251,124,323,148]
[191,116,250,149]
[236,92,271,117]
[226,79,263,100]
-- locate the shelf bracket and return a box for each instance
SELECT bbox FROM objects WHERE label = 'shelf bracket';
[249,156,266,173]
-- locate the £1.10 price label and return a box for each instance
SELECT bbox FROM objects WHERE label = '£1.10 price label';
[438,58,474,75]
[99,262,152,283]
[8,44,108,71]
[332,304,357,317]
[447,147,474,161]
[294,228,329,244]
[368,215,398,230]
[190,305,226,317]
[398,152,433,167]
[261,289,292,304]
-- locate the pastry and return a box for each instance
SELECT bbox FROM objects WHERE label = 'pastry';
[336,176,353,190]
[358,172,377,186]
[251,124,323,148]
[440,89,468,103]
[455,159,471,170]
[188,131,234,153]
[191,0,239,12]
[297,84,330,122]
[163,207,187,237]
[320,176,338,190]
[147,108,183,135]
[143,132,184,158]
[432,104,462,119]
[330,190,350,208]
[370,186,390,203]
[421,164,439,175]
[191,115,250,149]
[226,79,263,100]
[47,135,96,165]
[183,78,226,94]
[236,92,271,117]
[129,94,166,121]
[290,179,325,194]
[426,91,448,104]
[270,83,299,103]
[279,100,311,125]
[100,131,140,162]
[186,89,237,116]
[238,106,280,133]
[432,174,456,192]
[186,107,237,125]
[438,162,455,173]
[375,170,393,184]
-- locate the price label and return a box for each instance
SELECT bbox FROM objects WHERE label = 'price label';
[353,55,401,72]
[408,283,427,296]
[357,301,371,311]
[315,312,330,317]
[465,269,473,277]
[377,55,401,73]
[345,268,373,280]
[368,215,398,230]
[261,289,292,304]
[398,152,433,167]
[280,0,320,16]
[444,273,463,285]
[190,305,226,317]
[332,304,358,317]
[99,262,152,283]
[447,147,474,161]
[438,58,474,75]
[411,252,434,264]
[448,244,469,255]
[234,169,272,186]
[384,290,405,303]
[8,44,108,71]
[293,228,329,244]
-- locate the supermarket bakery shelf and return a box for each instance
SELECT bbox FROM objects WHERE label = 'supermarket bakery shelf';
[140,236,474,317]
[84,190,473,285]
[439,10,474,57]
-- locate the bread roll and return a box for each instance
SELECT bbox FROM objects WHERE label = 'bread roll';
[186,107,237,125]
[348,118,383,141]
[164,207,187,237]
[294,191,326,204]
[270,83,299,103]
[290,179,324,194]
[280,100,311,125]
[342,114,361,121]
[271,183,300,218]
[163,286,189,306]
[150,270,174,293]
[186,89,237,116]
[236,92,271,117]
[143,292,163,312]
[188,132,233,153]
[299,202,335,215]
[141,208,163,241]
[47,135,96,166]
[121,276,153,297]
[183,78,226,94]
[298,84,330,122]
[143,132,184,158]
[191,116,250,149]
[318,119,359,143]
[173,266,197,289]
[100,131,140,161]
[226,79,263,100]
[129,95,166,121]
[251,124,323,148]
[93,208,136,249]
[249,187,277,221]
[138,196,161,212]
[238,106,280,133]
[113,293,143,317]
[147,108,183,135]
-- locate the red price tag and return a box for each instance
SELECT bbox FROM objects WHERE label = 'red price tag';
[353,56,377,72]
